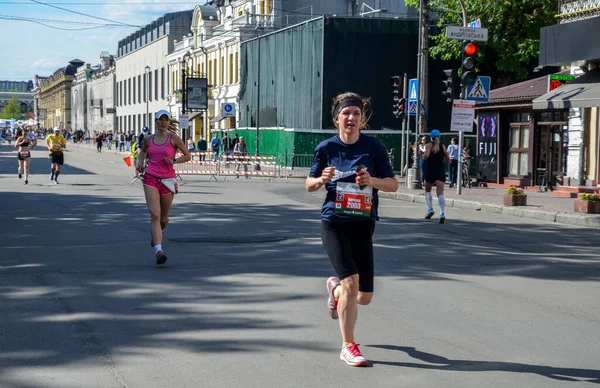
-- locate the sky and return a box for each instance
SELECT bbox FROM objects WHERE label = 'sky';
[0,0,198,81]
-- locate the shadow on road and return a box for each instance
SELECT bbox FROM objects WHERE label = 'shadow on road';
[1,179,599,384]
[368,345,600,383]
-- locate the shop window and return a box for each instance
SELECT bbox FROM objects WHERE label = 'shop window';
[508,125,529,176]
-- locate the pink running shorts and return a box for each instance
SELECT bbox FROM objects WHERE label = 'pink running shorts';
[143,174,173,196]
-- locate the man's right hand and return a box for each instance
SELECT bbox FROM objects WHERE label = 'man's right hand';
[321,166,336,185]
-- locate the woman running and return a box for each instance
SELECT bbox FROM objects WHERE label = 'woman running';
[423,129,450,223]
[305,92,398,367]
[136,110,191,265]
[15,129,31,184]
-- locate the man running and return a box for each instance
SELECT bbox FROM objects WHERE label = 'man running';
[46,127,67,184]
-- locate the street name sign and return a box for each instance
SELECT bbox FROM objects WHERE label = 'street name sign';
[446,26,488,42]
[451,99,476,133]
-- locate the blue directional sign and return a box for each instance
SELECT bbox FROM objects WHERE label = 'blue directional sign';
[466,76,491,103]
[408,79,418,101]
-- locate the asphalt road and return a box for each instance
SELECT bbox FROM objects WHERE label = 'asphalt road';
[1,143,599,388]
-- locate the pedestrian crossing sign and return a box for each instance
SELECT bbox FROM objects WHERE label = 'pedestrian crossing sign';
[466,76,491,102]
[409,78,418,102]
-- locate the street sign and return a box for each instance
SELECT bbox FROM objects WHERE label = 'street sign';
[222,103,236,117]
[547,74,576,92]
[179,114,189,129]
[451,99,475,133]
[466,76,491,102]
[38,109,47,120]
[446,26,488,42]
[408,101,417,116]
[408,78,418,101]
[469,18,481,28]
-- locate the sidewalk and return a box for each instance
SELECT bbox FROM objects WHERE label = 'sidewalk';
[380,178,600,229]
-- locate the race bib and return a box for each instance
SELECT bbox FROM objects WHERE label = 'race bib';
[52,144,61,151]
[334,182,373,217]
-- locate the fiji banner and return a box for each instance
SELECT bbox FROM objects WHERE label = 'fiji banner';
[477,113,498,182]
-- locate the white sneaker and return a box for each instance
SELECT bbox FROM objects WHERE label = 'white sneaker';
[339,343,368,367]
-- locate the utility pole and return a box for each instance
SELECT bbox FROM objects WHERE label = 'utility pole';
[181,67,187,141]
[401,74,408,177]
[420,0,430,132]
[457,0,468,195]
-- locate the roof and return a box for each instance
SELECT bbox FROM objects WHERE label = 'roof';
[478,71,570,106]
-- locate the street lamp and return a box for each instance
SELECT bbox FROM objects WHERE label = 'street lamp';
[145,65,150,132]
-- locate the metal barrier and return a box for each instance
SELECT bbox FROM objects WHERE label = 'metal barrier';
[175,151,218,181]
[219,154,278,180]
[277,154,314,182]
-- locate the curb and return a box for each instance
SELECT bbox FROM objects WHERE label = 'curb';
[379,191,600,229]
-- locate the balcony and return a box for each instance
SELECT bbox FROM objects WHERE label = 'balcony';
[174,35,195,53]
[558,0,600,23]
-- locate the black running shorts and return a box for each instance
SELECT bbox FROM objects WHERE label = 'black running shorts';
[49,152,64,165]
[17,151,31,160]
[320,219,376,293]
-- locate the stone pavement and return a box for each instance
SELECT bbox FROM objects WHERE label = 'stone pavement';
[381,179,600,229]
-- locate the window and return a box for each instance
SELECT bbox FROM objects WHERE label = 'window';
[161,67,165,99]
[133,77,136,104]
[138,75,141,103]
[148,72,152,102]
[128,78,131,105]
[143,74,146,102]
[155,69,158,100]
[234,52,239,83]
[208,59,212,84]
[508,124,530,176]
[212,60,216,86]
[229,53,233,84]
[116,83,119,106]
[220,56,224,85]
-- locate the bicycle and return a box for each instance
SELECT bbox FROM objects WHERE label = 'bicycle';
[461,157,472,188]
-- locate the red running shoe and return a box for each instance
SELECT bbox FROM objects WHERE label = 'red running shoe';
[326,276,340,319]
[340,343,368,367]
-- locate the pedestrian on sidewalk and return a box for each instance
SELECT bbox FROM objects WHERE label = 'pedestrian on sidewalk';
[305,92,398,367]
[137,109,191,266]
[418,136,428,186]
[423,129,451,223]
[447,137,459,188]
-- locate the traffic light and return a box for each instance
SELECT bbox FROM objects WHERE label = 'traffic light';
[396,97,406,119]
[391,75,401,113]
[442,68,459,103]
[461,41,479,87]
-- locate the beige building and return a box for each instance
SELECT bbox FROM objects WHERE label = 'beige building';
[38,59,84,129]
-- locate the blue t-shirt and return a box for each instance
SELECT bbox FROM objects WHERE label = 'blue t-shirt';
[309,134,395,223]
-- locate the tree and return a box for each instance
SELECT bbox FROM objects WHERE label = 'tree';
[406,0,558,84]
[1,97,23,119]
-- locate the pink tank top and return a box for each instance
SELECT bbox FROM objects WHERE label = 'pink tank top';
[145,134,177,179]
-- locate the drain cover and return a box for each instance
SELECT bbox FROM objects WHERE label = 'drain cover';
[168,236,288,244]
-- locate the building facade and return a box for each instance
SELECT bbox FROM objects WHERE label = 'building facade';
[166,0,418,142]
[115,11,193,135]
[38,59,85,129]
[534,0,600,187]
[0,80,32,92]
[71,53,116,134]
[0,91,34,118]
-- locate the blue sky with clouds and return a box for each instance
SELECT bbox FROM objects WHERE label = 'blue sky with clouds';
[1,0,196,81]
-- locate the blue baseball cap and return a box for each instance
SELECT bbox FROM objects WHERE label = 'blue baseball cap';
[430,129,440,138]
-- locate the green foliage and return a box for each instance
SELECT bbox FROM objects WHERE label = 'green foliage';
[1,97,23,120]
[507,185,525,195]
[406,0,558,80]
[580,193,600,201]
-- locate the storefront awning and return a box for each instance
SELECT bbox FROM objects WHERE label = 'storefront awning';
[533,70,600,110]
[209,115,225,123]
[188,111,203,121]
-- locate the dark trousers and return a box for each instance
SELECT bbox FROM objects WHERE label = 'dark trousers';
[449,159,458,184]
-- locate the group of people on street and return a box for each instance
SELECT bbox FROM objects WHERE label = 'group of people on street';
[12,126,66,185]
[7,94,456,369]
